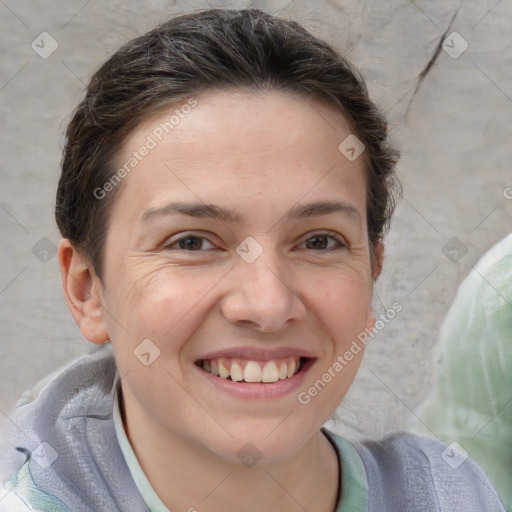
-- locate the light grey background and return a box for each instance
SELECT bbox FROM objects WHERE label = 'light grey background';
[1,0,511,440]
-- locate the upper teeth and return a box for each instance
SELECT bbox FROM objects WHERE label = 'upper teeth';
[201,356,301,383]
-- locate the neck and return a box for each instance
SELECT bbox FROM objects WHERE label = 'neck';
[120,394,340,512]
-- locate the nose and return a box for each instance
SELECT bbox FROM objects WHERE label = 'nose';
[220,249,307,333]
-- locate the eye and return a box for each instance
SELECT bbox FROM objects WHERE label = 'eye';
[299,232,346,251]
[162,232,346,252]
[163,234,216,251]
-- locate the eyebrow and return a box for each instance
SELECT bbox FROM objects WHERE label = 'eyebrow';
[140,200,362,225]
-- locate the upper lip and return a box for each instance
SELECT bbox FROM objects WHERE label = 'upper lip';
[195,346,317,362]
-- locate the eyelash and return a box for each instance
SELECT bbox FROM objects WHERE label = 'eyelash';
[162,231,347,252]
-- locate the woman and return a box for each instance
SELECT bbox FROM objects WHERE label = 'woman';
[0,8,504,511]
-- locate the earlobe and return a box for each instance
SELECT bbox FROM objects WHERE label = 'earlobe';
[58,239,109,344]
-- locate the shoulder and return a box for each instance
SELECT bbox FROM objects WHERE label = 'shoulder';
[0,346,119,511]
[0,344,117,451]
[334,430,505,511]
[6,344,116,416]
[11,344,115,408]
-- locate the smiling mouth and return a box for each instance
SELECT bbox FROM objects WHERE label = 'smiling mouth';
[195,356,309,383]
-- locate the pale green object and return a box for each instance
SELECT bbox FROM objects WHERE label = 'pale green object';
[414,233,512,510]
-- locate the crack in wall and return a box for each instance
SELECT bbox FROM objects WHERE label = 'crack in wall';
[404,5,461,120]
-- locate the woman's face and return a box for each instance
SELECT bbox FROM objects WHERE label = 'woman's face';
[96,90,378,462]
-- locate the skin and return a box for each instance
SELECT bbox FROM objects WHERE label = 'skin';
[59,89,383,512]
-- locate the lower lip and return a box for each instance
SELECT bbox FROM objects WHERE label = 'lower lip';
[194,358,315,400]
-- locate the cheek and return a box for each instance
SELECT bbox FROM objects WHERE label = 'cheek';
[310,271,373,325]
[306,276,373,382]
[113,265,225,349]
[105,269,207,400]
[305,277,371,402]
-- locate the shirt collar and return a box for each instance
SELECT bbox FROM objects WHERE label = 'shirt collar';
[113,379,171,512]
[321,427,369,512]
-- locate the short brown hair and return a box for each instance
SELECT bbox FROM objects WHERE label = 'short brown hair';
[55,8,400,280]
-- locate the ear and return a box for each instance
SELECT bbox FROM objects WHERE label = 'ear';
[372,241,384,281]
[366,241,385,331]
[58,239,109,344]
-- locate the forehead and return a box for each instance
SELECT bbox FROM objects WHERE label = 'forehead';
[111,89,367,225]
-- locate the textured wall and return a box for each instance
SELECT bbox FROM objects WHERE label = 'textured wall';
[1,0,511,441]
